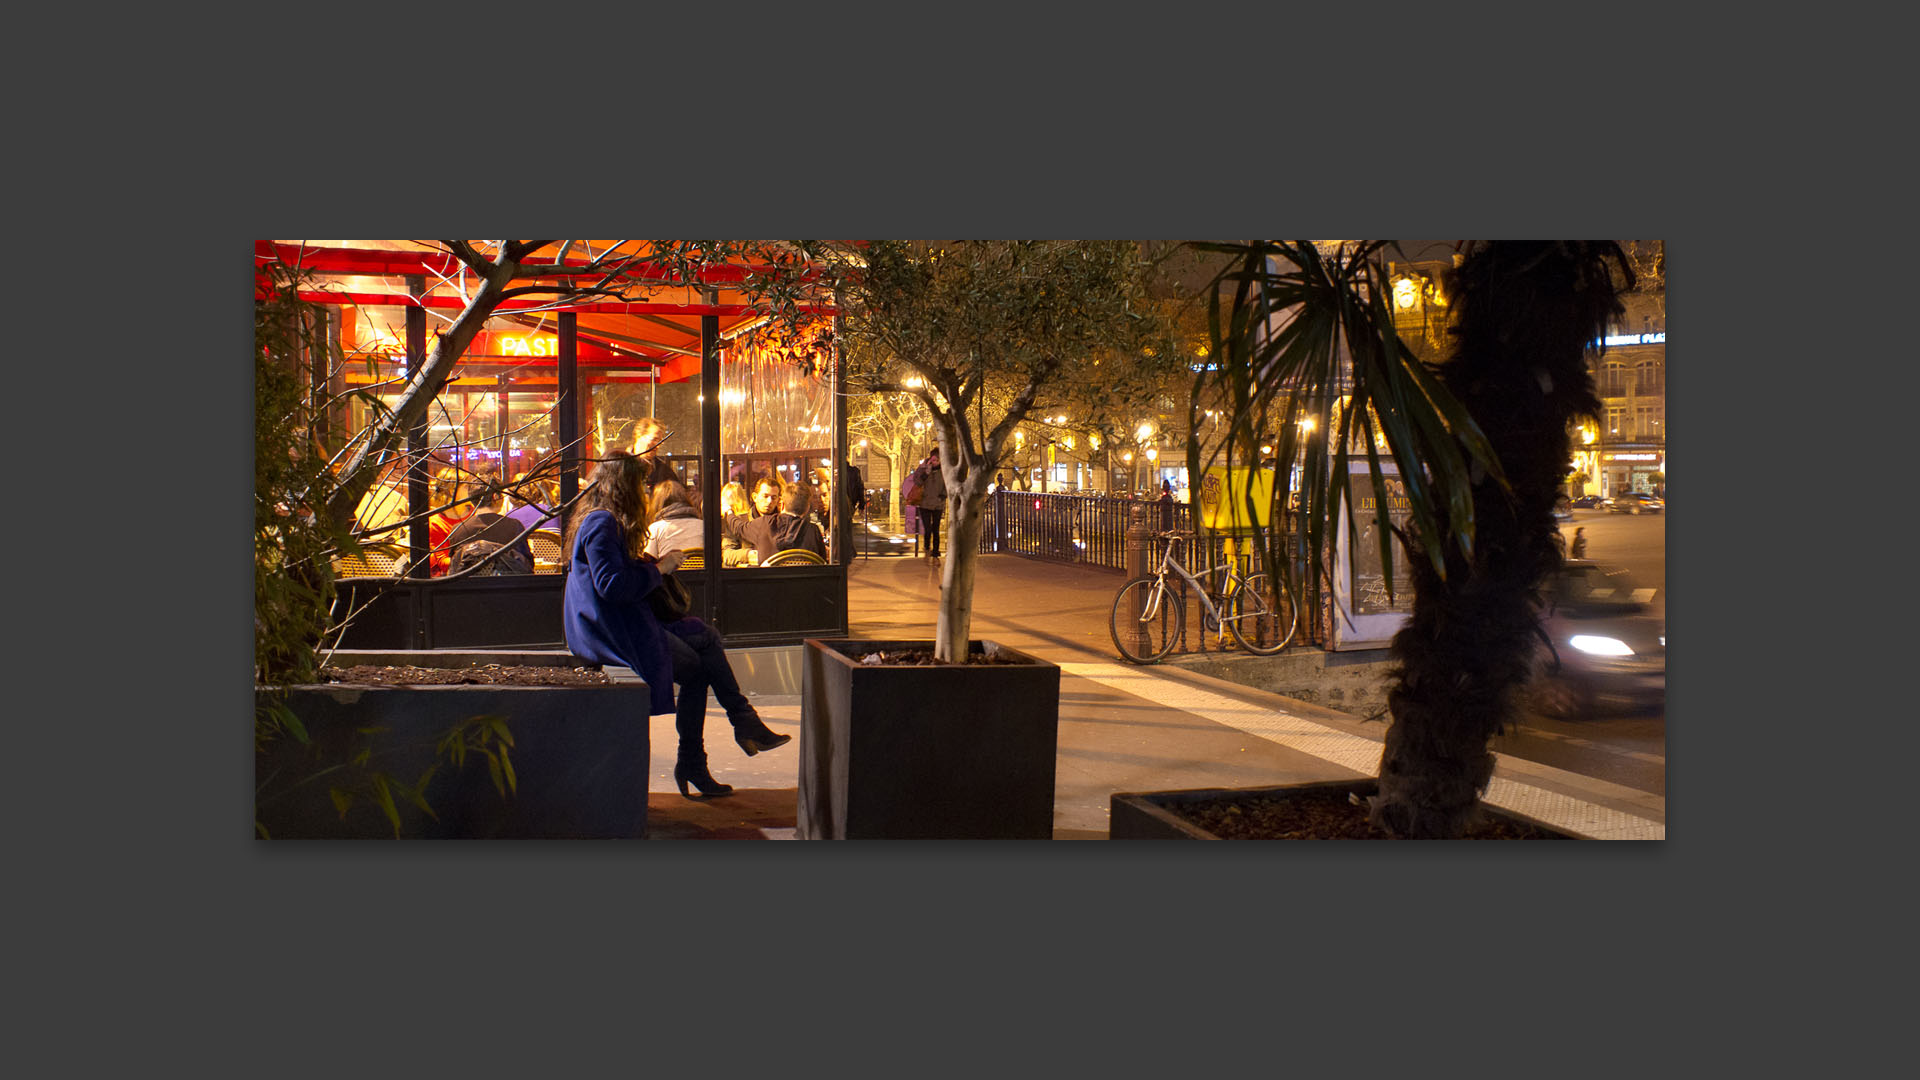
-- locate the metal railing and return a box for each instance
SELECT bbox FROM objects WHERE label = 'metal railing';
[980,490,1192,570]
[974,490,1327,652]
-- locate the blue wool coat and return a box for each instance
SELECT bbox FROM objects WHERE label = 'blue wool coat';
[562,510,677,715]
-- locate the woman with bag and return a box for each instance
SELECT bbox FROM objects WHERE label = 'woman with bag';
[563,453,791,800]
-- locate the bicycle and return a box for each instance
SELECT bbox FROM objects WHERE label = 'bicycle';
[1109,531,1297,664]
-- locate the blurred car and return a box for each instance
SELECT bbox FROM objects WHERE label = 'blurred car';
[1552,494,1574,522]
[1602,492,1664,514]
[1570,494,1605,509]
[1529,559,1665,721]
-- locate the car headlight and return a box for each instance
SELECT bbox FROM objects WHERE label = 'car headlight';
[1569,634,1634,657]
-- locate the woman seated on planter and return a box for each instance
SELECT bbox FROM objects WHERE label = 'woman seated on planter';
[563,452,791,800]
[738,481,827,566]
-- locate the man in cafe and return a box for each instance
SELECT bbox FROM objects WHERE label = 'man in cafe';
[739,482,827,565]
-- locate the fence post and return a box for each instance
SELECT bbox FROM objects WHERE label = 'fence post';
[1125,502,1152,654]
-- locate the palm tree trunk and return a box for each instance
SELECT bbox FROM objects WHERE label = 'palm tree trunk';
[1369,242,1626,838]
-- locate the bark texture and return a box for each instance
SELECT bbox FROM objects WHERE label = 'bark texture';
[1369,242,1626,838]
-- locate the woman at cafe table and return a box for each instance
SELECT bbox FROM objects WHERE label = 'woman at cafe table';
[563,452,790,800]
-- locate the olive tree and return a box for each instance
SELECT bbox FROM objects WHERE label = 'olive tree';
[825,240,1186,661]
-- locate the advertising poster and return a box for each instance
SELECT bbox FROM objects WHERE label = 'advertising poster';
[1331,463,1415,650]
[1349,473,1414,615]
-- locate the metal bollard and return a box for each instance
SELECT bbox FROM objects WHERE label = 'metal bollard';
[1126,503,1152,655]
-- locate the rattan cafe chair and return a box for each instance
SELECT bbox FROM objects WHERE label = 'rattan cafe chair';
[763,547,827,566]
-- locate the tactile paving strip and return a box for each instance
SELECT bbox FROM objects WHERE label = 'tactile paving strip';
[1061,661,1664,840]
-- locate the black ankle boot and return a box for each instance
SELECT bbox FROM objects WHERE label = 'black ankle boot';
[732,712,792,756]
[673,752,734,800]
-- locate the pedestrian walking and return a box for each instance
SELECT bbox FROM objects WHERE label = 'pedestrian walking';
[1569,526,1587,560]
[911,450,947,560]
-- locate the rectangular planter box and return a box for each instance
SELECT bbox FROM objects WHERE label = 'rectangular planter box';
[796,638,1060,839]
[256,681,654,839]
[1110,778,1579,839]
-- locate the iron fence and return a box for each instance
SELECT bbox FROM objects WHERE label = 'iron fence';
[976,490,1327,652]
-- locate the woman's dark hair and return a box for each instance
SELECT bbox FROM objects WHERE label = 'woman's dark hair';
[651,479,692,514]
[565,451,651,561]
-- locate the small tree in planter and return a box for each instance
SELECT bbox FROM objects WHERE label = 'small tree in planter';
[1189,240,1632,839]
[828,240,1189,661]
[768,241,1194,838]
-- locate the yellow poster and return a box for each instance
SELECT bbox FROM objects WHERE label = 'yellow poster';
[1196,466,1275,530]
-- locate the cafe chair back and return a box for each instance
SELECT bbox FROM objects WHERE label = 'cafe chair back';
[764,548,827,566]
[527,529,564,573]
[332,543,404,578]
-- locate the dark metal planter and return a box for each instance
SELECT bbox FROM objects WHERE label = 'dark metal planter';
[796,638,1060,839]
[1109,778,1581,839]
[255,681,654,839]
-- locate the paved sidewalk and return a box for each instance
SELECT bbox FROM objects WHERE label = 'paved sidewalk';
[640,552,1666,839]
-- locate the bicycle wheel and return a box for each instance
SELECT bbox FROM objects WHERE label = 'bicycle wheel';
[1226,572,1296,655]
[1110,576,1183,664]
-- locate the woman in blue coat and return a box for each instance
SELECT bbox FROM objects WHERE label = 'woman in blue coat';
[563,452,791,799]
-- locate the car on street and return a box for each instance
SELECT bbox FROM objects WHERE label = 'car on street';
[1571,494,1605,509]
[1529,559,1665,721]
[1602,492,1664,514]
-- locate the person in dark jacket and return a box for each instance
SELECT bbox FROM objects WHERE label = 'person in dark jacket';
[739,482,827,564]
[445,480,536,575]
[630,417,682,491]
[911,450,947,559]
[843,458,867,515]
[563,453,790,800]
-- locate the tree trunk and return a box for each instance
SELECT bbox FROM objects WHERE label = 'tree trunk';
[935,476,987,661]
[1370,242,1624,838]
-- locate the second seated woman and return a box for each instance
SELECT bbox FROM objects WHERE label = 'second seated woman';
[642,479,706,561]
[563,453,791,800]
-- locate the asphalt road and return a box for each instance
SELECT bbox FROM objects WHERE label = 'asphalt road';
[1508,507,1667,794]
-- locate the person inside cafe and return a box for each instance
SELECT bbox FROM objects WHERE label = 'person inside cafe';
[562,451,790,801]
[642,479,706,561]
[747,474,781,522]
[353,456,412,548]
[504,472,559,534]
[630,417,682,490]
[718,481,760,566]
[739,481,826,565]
[445,478,536,575]
[809,465,836,540]
[427,467,475,576]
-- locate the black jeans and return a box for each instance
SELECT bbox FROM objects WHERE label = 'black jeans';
[664,618,753,755]
[920,509,943,557]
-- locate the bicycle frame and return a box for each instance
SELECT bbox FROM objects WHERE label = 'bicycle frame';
[1138,535,1242,627]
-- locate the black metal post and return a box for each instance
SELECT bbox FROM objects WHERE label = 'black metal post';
[1126,502,1152,656]
[405,276,429,577]
[832,307,850,563]
[699,294,721,626]
[557,312,579,538]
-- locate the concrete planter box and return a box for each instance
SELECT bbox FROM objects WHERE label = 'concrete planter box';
[255,679,654,839]
[1110,778,1580,839]
[796,638,1060,839]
